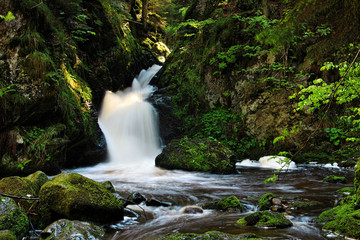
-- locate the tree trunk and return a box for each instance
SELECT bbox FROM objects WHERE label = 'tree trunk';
[141,0,148,29]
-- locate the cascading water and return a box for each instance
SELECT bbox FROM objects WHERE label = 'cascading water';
[72,65,355,240]
[98,64,162,168]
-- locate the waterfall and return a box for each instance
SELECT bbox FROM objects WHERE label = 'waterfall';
[98,65,162,168]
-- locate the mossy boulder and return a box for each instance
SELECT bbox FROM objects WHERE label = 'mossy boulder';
[202,196,244,212]
[151,42,171,63]
[38,172,124,228]
[0,197,29,239]
[237,211,293,228]
[40,219,106,240]
[24,171,49,193]
[318,195,360,239]
[0,176,38,209]
[355,159,360,208]
[323,175,347,184]
[155,137,236,174]
[258,193,277,211]
[0,230,16,240]
[156,231,260,240]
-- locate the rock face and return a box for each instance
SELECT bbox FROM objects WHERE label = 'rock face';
[40,219,106,240]
[0,197,29,239]
[0,0,154,176]
[38,172,124,228]
[155,137,236,174]
[237,211,293,228]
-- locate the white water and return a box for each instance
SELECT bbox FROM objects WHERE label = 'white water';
[237,155,297,170]
[98,64,162,169]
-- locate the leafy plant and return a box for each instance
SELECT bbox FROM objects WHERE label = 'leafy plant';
[0,11,15,21]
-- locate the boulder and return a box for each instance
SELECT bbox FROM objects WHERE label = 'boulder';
[0,230,16,240]
[101,180,116,193]
[0,176,38,209]
[202,196,244,212]
[155,137,236,174]
[180,206,204,214]
[40,219,106,240]
[258,193,277,211]
[151,42,170,63]
[38,172,124,228]
[25,171,49,193]
[237,211,293,228]
[318,196,360,239]
[0,197,29,239]
[323,175,347,184]
[355,159,360,207]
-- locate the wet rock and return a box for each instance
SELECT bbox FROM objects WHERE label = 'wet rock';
[0,197,29,239]
[318,159,360,239]
[202,196,244,212]
[151,42,170,63]
[25,171,49,193]
[146,198,172,207]
[127,192,148,205]
[0,230,16,240]
[180,206,204,214]
[323,175,347,184]
[102,181,116,193]
[237,211,293,228]
[155,137,236,174]
[38,172,124,228]
[156,231,260,240]
[0,176,38,209]
[40,219,106,240]
[258,193,277,211]
[290,200,321,209]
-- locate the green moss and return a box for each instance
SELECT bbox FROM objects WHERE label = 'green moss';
[290,201,320,209]
[336,187,355,195]
[355,159,360,208]
[0,230,16,240]
[0,197,29,239]
[318,196,360,239]
[203,196,244,212]
[155,137,236,174]
[237,211,292,228]
[258,193,277,211]
[25,171,49,194]
[38,172,124,228]
[323,175,347,184]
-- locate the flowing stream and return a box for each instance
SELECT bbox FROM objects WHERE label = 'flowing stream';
[74,65,354,240]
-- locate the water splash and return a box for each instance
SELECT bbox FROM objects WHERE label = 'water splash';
[98,65,162,168]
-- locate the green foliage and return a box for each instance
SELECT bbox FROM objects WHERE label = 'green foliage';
[0,11,15,21]
[0,84,16,98]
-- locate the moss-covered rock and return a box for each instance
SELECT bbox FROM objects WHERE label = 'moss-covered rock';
[156,231,261,240]
[40,219,106,240]
[355,159,360,208]
[24,171,49,193]
[318,195,360,239]
[237,211,293,228]
[202,196,244,212]
[323,175,347,184]
[0,176,37,209]
[0,230,16,240]
[151,42,171,63]
[38,172,124,228]
[155,137,236,174]
[336,187,355,195]
[0,197,29,239]
[258,193,277,211]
